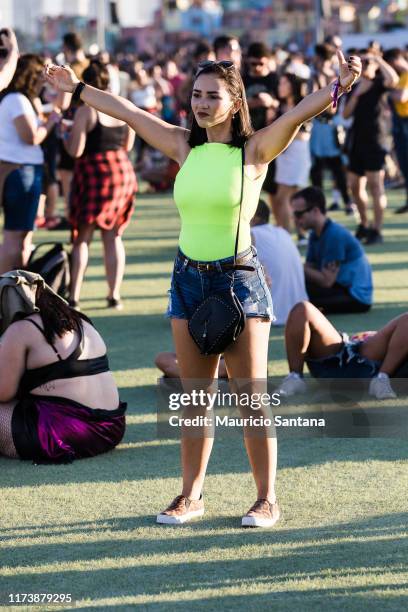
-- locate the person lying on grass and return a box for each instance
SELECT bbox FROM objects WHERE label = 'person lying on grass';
[155,351,228,379]
[0,270,126,463]
[278,300,408,399]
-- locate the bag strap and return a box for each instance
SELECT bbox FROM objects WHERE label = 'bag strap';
[233,145,245,268]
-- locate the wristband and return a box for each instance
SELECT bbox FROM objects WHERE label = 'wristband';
[330,78,352,109]
[330,78,341,109]
[72,81,86,103]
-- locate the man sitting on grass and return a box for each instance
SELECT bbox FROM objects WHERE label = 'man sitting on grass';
[291,186,373,314]
[250,199,308,325]
[278,301,408,399]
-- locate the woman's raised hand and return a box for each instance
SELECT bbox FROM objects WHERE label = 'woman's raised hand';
[44,64,80,94]
[337,49,362,91]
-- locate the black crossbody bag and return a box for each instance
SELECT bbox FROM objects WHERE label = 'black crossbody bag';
[174,146,254,355]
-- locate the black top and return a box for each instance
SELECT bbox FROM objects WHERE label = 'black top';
[347,76,390,149]
[83,119,127,155]
[18,320,110,396]
[243,72,279,131]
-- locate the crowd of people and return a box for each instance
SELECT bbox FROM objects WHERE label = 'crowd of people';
[0,25,407,529]
[0,30,407,309]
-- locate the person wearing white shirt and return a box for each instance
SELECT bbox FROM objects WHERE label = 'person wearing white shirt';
[0,54,60,273]
[0,28,18,92]
[251,199,308,325]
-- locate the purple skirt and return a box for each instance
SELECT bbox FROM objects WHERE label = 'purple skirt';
[11,395,126,464]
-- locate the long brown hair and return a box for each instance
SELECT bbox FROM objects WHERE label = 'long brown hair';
[188,62,253,148]
[35,286,92,345]
[2,54,44,103]
[82,60,110,91]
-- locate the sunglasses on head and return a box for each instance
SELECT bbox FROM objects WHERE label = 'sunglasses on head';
[196,60,234,73]
[293,205,315,219]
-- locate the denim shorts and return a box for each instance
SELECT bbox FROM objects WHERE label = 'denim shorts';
[166,246,274,321]
[3,164,43,231]
[306,336,381,379]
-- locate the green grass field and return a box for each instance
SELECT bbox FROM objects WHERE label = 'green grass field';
[1,186,408,611]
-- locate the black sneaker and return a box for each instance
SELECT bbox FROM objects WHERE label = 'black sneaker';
[328,202,340,211]
[394,204,408,215]
[364,228,383,245]
[107,297,124,310]
[355,224,369,241]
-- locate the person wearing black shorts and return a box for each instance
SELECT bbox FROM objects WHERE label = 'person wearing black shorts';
[343,51,399,244]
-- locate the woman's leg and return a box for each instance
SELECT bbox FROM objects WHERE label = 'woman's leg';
[366,170,387,232]
[0,230,32,274]
[271,184,296,232]
[360,313,408,375]
[171,319,220,501]
[58,169,73,219]
[0,401,19,458]
[101,226,126,301]
[223,318,276,503]
[310,156,324,188]
[349,171,369,226]
[155,352,227,379]
[69,224,95,303]
[328,156,351,206]
[155,352,180,378]
[285,301,343,373]
[45,182,59,220]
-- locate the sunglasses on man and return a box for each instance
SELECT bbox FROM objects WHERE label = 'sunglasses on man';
[293,205,315,219]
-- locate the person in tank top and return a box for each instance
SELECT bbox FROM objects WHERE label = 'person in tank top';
[63,60,137,310]
[0,271,126,464]
[45,51,362,528]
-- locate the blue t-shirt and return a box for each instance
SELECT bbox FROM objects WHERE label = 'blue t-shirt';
[306,219,373,305]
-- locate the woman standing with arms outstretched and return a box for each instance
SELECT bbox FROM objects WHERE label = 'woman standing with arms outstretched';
[46,51,361,528]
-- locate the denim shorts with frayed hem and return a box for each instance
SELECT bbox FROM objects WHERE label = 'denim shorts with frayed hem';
[166,246,274,321]
[307,338,381,379]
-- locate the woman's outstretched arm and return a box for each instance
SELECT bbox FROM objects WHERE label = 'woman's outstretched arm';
[250,50,361,164]
[45,64,189,162]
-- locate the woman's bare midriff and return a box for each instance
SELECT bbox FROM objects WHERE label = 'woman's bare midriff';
[30,371,120,410]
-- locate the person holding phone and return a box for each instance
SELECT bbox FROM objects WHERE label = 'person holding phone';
[291,186,373,314]
[0,28,19,92]
[45,50,361,528]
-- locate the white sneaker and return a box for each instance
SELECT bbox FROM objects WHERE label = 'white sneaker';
[368,373,397,400]
[278,372,307,397]
[242,499,280,528]
[156,495,204,525]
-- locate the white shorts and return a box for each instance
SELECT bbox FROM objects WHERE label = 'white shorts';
[275,138,312,187]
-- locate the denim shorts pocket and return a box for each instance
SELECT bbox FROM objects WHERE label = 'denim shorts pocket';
[225,258,259,283]
[173,258,185,275]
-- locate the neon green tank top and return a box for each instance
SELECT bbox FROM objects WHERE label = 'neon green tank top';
[173,143,267,261]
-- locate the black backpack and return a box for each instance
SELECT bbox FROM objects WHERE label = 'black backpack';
[27,242,70,299]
